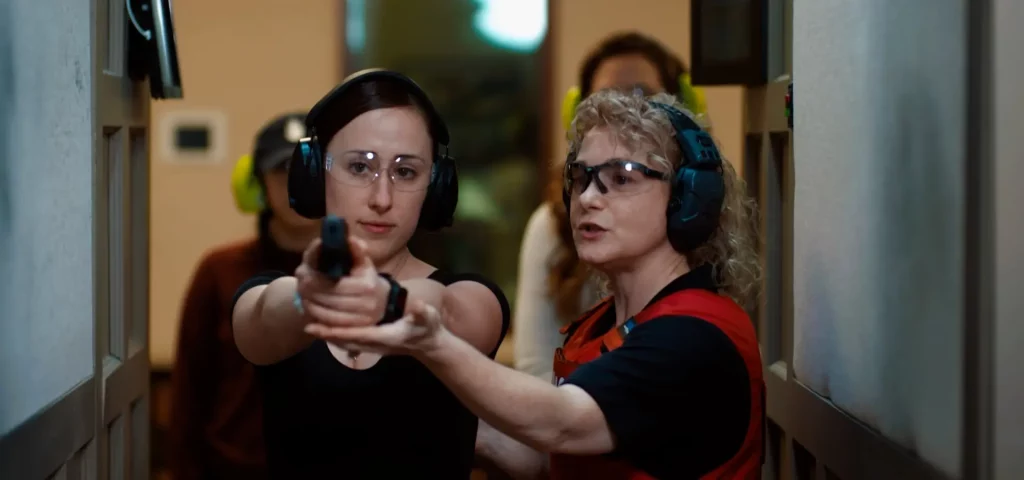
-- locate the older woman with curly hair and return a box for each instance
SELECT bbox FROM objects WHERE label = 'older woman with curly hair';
[515,32,711,383]
[302,89,764,479]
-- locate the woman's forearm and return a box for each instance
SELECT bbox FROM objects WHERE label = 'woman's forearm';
[233,276,315,365]
[476,421,548,479]
[415,330,584,453]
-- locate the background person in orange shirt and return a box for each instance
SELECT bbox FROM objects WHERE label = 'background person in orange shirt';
[169,112,318,479]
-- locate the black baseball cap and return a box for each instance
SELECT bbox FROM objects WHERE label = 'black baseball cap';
[253,112,307,173]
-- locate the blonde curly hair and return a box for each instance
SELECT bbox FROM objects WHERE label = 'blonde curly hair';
[560,89,762,307]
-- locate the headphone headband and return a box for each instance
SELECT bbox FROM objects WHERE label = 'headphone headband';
[648,101,702,133]
[649,101,722,172]
[306,68,451,147]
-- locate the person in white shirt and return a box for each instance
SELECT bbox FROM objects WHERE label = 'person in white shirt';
[514,31,711,381]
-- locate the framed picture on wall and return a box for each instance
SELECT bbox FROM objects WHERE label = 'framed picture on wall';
[690,0,768,86]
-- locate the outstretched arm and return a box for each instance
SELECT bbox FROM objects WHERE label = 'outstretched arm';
[476,421,549,479]
[418,326,616,455]
[296,236,506,356]
[232,271,504,365]
[232,273,316,365]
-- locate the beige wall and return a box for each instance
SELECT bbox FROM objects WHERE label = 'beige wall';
[550,0,745,170]
[149,0,343,368]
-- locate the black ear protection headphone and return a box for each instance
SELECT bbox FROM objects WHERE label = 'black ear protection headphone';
[563,102,725,253]
[287,69,459,231]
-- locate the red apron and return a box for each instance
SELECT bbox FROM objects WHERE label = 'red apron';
[550,289,765,480]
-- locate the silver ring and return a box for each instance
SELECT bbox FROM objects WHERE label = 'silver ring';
[293,291,305,315]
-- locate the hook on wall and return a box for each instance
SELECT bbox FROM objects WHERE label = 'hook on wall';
[127,0,152,41]
[786,82,793,130]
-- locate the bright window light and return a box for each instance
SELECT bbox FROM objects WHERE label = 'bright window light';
[346,0,367,54]
[472,0,547,52]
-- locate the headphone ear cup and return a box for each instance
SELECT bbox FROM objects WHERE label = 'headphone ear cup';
[418,154,458,231]
[287,138,326,219]
[231,154,265,214]
[561,86,583,132]
[666,167,725,253]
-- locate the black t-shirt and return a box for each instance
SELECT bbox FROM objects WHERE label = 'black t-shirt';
[231,270,511,479]
[563,266,755,478]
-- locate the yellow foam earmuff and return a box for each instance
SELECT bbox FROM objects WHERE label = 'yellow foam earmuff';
[560,76,710,132]
[678,73,708,118]
[561,86,583,135]
[231,154,265,214]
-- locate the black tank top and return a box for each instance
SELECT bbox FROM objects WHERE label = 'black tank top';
[256,270,510,479]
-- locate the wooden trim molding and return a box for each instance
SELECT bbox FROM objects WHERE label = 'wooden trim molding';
[0,378,96,480]
[766,368,953,480]
[963,0,996,476]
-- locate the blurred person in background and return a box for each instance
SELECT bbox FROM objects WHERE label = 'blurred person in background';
[514,31,711,382]
[169,112,319,479]
[231,69,509,479]
[305,89,764,479]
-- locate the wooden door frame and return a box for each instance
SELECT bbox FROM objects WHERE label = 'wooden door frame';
[0,0,153,477]
[0,379,96,479]
[93,0,153,477]
[963,0,996,476]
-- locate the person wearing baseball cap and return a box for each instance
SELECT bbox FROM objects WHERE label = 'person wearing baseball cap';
[237,112,322,247]
[169,112,320,479]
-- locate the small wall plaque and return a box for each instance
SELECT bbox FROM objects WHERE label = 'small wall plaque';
[158,110,227,164]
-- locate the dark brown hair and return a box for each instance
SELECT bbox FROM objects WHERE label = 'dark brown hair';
[312,77,439,154]
[577,32,688,98]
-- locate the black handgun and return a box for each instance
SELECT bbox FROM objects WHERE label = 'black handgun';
[317,215,353,282]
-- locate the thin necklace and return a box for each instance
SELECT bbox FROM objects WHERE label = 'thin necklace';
[388,250,411,279]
